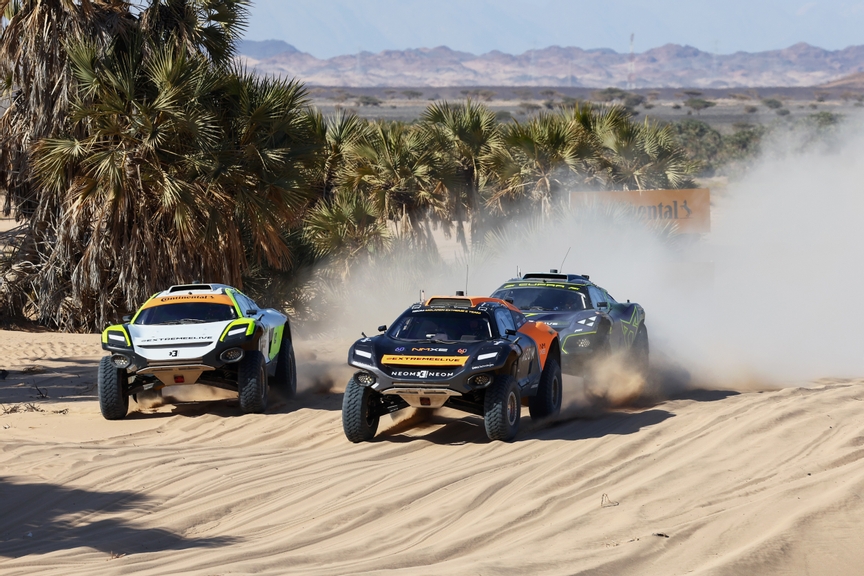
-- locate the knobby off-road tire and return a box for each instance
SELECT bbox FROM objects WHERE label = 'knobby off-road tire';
[484,374,521,441]
[98,356,129,420]
[238,351,268,414]
[342,377,380,443]
[529,358,562,420]
[271,331,297,398]
[629,324,650,375]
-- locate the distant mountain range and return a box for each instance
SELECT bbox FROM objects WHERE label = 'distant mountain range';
[236,40,864,88]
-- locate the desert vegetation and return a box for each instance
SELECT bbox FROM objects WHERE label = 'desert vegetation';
[0,1,707,332]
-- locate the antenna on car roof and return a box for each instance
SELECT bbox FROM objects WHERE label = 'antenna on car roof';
[559,247,571,272]
[420,289,425,302]
[516,265,522,279]
[465,264,469,296]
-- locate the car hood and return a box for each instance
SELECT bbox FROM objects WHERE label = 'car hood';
[128,321,232,361]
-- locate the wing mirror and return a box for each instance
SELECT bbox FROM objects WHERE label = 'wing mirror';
[122,315,132,323]
[596,301,610,312]
[505,328,517,336]
[377,324,387,332]
[246,309,258,315]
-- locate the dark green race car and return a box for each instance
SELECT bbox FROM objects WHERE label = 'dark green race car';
[491,270,648,376]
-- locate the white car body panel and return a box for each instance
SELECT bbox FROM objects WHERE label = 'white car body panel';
[129,322,231,362]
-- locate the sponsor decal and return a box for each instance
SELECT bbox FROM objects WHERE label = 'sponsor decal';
[457,348,467,354]
[391,369,453,378]
[505,282,581,290]
[471,363,495,370]
[158,294,216,302]
[570,188,710,233]
[411,347,448,352]
[138,336,213,343]
[382,355,469,366]
[395,347,405,352]
[141,293,236,310]
[412,308,481,315]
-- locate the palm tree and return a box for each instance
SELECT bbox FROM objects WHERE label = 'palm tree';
[488,111,596,215]
[28,6,315,330]
[593,116,698,191]
[0,0,132,218]
[305,109,368,201]
[139,0,248,67]
[421,99,502,245]
[303,189,389,270]
[338,121,446,247]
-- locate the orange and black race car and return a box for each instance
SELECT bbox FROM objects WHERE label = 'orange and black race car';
[343,295,562,442]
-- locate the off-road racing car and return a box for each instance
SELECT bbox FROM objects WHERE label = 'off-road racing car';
[98,284,296,419]
[491,271,648,376]
[343,295,562,442]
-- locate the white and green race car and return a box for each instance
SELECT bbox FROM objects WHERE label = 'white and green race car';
[99,283,296,419]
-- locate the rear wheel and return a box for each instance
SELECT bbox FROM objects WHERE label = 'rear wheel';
[238,351,268,413]
[271,330,297,398]
[529,358,562,420]
[484,374,521,441]
[98,356,128,420]
[342,377,380,442]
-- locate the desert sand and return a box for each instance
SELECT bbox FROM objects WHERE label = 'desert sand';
[0,328,862,575]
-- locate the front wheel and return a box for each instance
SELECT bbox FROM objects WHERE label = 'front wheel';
[238,351,268,414]
[529,358,562,420]
[629,324,649,374]
[98,356,129,420]
[342,377,381,442]
[484,374,521,441]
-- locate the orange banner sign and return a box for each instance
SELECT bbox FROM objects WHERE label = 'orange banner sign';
[570,188,711,233]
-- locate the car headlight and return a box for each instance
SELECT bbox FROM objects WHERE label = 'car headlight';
[356,371,376,386]
[476,351,498,361]
[220,348,244,363]
[220,321,255,342]
[112,354,131,369]
[469,373,493,388]
[105,330,131,348]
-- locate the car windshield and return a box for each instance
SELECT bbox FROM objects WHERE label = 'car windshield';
[491,287,587,312]
[135,303,237,325]
[387,311,493,342]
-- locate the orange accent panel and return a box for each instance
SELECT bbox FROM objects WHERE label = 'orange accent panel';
[518,321,558,370]
[141,294,235,309]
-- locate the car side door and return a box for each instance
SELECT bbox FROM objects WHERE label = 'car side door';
[496,308,536,386]
[587,285,619,348]
[235,292,276,361]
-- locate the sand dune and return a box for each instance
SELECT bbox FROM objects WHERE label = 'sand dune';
[1,329,863,575]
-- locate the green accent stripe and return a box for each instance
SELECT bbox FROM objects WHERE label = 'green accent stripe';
[101,325,130,346]
[219,319,255,341]
[225,289,244,318]
[270,323,285,360]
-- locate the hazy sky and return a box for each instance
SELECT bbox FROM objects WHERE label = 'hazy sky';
[245,0,864,58]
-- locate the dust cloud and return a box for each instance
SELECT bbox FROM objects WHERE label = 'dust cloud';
[300,118,864,405]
